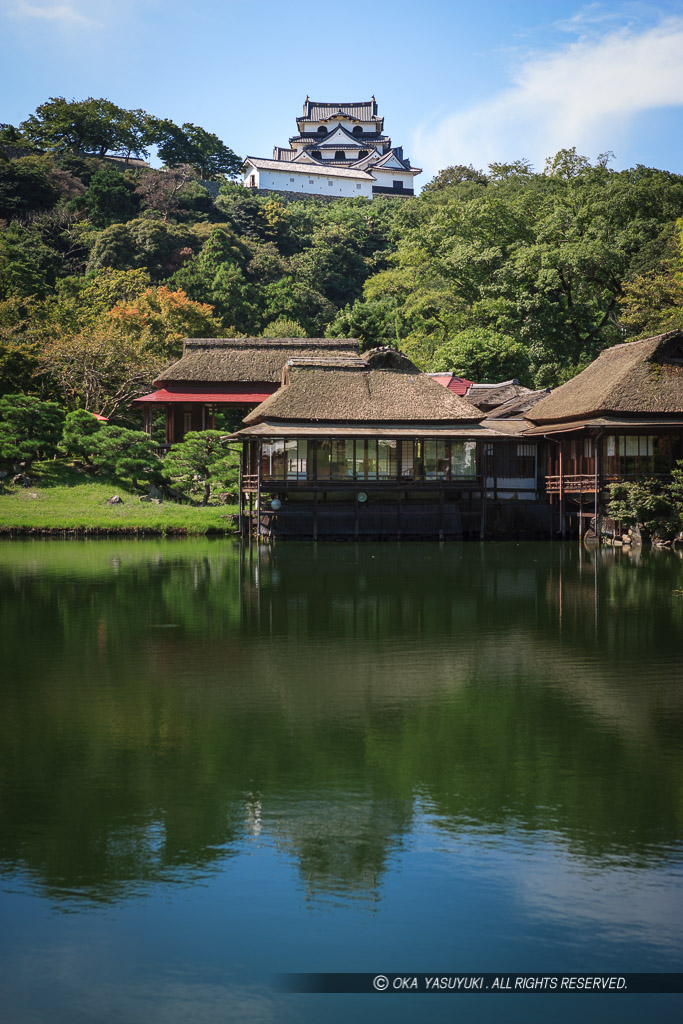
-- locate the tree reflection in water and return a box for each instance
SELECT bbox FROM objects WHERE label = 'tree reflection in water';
[0,539,681,907]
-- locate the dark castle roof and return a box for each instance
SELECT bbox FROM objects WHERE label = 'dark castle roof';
[297,98,383,126]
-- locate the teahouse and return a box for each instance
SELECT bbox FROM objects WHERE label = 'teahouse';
[231,348,544,539]
[524,330,683,536]
[134,337,360,446]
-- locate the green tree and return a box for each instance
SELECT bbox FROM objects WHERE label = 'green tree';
[0,393,65,468]
[261,317,307,337]
[422,164,489,193]
[84,168,138,227]
[20,97,153,159]
[170,228,259,330]
[87,218,194,280]
[0,157,61,220]
[433,328,531,382]
[163,430,233,505]
[0,225,60,300]
[90,425,161,489]
[62,408,102,463]
[153,120,241,179]
[607,474,683,539]
[328,298,400,349]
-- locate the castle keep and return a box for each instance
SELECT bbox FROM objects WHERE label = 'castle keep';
[242,97,421,199]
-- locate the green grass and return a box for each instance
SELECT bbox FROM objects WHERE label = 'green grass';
[0,462,238,535]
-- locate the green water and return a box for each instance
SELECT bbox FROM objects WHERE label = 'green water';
[0,539,681,1023]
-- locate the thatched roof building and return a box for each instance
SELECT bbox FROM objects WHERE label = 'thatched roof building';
[157,337,361,385]
[234,348,485,439]
[526,331,683,428]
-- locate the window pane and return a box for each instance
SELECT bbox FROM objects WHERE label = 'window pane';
[316,440,331,480]
[436,440,449,479]
[400,441,414,480]
[451,441,477,477]
[262,440,285,480]
[355,440,377,480]
[377,440,397,479]
[366,440,377,479]
[298,439,308,478]
[424,440,437,479]
[285,439,298,479]
[331,439,352,479]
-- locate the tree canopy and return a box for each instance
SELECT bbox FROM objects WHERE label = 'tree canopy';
[1,100,682,415]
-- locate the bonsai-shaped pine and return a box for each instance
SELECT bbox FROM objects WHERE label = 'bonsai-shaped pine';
[62,408,102,465]
[90,425,162,490]
[163,430,236,505]
[0,393,65,470]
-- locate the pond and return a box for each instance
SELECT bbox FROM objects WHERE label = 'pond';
[0,539,681,1023]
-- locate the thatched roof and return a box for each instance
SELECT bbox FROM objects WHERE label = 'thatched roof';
[156,338,360,385]
[241,347,482,427]
[527,331,683,425]
[485,389,551,419]
[466,380,533,410]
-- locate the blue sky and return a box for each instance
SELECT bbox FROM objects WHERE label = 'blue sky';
[1,0,682,188]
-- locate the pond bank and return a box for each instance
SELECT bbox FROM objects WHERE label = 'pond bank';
[0,464,238,536]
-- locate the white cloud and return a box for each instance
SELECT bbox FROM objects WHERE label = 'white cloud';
[7,2,99,26]
[415,15,683,178]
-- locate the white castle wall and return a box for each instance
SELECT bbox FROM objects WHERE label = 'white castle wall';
[247,167,373,199]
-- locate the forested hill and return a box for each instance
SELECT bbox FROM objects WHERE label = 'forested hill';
[1,97,683,416]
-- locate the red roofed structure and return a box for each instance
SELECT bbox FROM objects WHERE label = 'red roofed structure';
[133,337,361,445]
[427,373,474,396]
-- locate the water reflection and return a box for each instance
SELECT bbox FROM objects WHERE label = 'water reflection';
[0,539,681,911]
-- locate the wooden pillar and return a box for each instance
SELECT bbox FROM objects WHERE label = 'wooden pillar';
[256,440,262,542]
[354,491,359,539]
[479,443,487,540]
[313,488,318,541]
[481,442,485,540]
[238,445,244,536]
[594,433,601,542]
[201,404,206,430]
[166,406,173,444]
[559,445,565,539]
[397,488,402,541]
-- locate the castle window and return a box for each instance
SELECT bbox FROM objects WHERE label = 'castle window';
[311,151,321,160]
[289,177,294,182]
[328,180,333,186]
[352,126,363,136]
[317,126,327,135]
[393,180,404,190]
[335,151,345,161]
[356,184,361,189]
[359,151,368,159]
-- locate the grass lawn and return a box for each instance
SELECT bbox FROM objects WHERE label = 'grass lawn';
[0,462,238,535]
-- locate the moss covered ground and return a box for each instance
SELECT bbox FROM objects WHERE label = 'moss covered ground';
[0,462,238,535]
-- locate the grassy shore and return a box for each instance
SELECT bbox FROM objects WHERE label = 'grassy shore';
[0,462,238,535]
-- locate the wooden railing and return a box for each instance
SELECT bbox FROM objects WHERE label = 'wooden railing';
[545,474,597,494]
